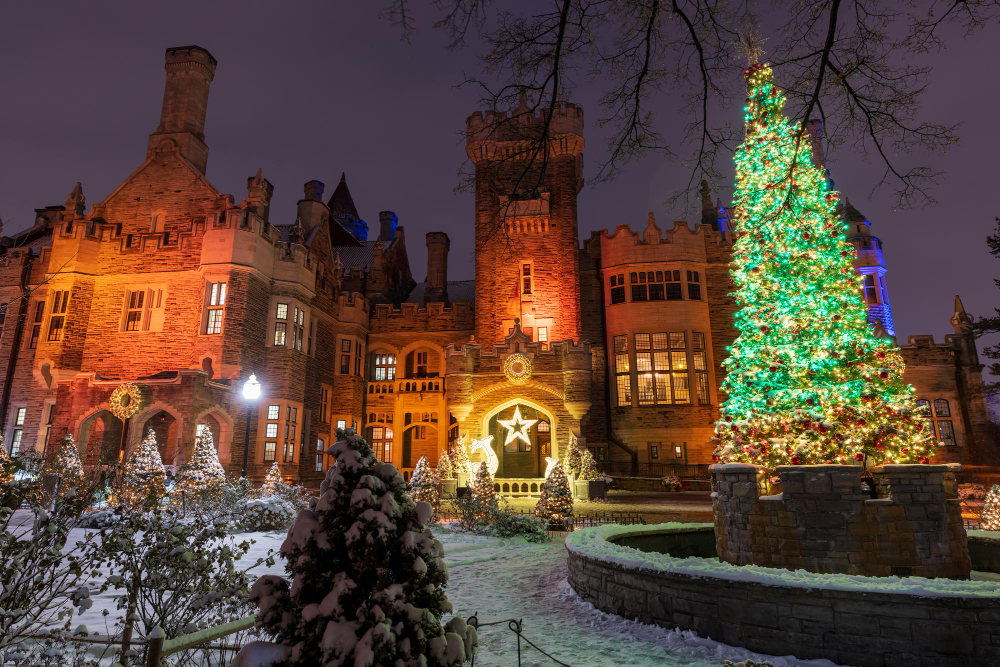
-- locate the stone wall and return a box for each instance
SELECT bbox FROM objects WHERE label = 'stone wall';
[567,543,1000,666]
[711,463,970,578]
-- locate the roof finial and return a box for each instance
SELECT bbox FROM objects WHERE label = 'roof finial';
[951,294,973,333]
[340,172,346,183]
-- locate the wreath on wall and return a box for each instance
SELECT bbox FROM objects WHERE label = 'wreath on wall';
[110,382,143,421]
[503,353,533,384]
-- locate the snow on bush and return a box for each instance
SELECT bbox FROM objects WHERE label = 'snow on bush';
[237,496,298,532]
[238,428,476,666]
[959,483,988,500]
[174,427,227,506]
[41,434,85,495]
[660,474,681,491]
[74,508,121,529]
[117,428,167,509]
[453,464,547,542]
[258,462,312,510]
[982,485,1000,530]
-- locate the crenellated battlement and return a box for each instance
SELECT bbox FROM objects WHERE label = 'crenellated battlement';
[370,300,475,333]
[466,102,584,142]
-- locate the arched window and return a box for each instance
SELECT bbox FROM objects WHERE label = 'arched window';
[933,399,951,417]
[537,421,550,433]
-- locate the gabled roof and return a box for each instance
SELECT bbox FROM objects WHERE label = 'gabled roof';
[405,280,475,306]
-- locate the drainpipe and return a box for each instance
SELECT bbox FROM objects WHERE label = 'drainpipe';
[0,251,34,442]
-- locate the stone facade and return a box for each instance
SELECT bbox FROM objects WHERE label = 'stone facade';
[567,538,1000,667]
[0,45,993,488]
[711,463,971,578]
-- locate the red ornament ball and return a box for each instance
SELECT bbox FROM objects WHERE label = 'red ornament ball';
[919,456,930,464]
[854,453,864,461]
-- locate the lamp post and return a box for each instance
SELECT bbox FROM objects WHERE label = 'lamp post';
[241,373,261,478]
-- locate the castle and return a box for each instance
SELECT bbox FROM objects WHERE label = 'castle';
[0,46,991,487]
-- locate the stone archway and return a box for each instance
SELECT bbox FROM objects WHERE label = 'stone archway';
[480,398,558,479]
[78,409,124,466]
[191,407,234,465]
[135,410,180,466]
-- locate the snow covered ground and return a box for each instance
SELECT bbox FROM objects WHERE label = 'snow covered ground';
[31,513,845,666]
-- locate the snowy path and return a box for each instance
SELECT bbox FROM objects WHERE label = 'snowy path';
[32,514,844,666]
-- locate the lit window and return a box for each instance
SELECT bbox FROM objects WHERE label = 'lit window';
[521,262,534,296]
[538,327,548,343]
[264,441,276,461]
[267,404,280,420]
[693,332,709,404]
[613,334,631,406]
[373,354,396,381]
[316,453,324,472]
[47,290,69,341]
[266,423,278,438]
[15,407,26,426]
[205,282,226,334]
[10,429,22,455]
[674,445,684,459]
[337,420,347,430]
[538,421,550,433]
[276,303,288,320]
[342,339,351,353]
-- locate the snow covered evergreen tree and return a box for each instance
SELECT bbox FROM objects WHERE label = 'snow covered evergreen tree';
[471,462,496,505]
[119,428,167,509]
[240,429,477,666]
[578,448,600,481]
[535,461,573,527]
[452,435,471,478]
[0,435,12,486]
[261,462,283,496]
[175,427,226,503]
[42,434,85,492]
[982,485,1000,530]
[409,454,440,512]
[436,451,455,479]
[563,437,583,478]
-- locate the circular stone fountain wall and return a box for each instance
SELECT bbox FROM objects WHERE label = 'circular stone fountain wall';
[566,523,1000,667]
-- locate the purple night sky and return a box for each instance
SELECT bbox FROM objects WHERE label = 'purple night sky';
[1,2,997,350]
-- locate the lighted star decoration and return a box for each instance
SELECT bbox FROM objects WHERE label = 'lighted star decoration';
[498,406,537,448]
[735,21,768,65]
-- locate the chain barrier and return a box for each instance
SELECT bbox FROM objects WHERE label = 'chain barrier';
[467,613,571,667]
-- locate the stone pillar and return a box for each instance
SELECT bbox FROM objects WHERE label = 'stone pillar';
[425,232,450,303]
[709,463,762,565]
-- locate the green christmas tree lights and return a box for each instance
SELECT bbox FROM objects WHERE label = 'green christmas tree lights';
[713,61,934,469]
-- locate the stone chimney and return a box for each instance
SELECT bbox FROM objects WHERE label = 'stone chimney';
[246,169,274,220]
[379,211,398,242]
[146,45,217,174]
[297,180,327,236]
[425,232,450,303]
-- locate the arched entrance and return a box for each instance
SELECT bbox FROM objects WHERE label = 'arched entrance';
[136,410,179,464]
[400,411,439,471]
[78,410,124,465]
[190,407,234,466]
[481,400,556,478]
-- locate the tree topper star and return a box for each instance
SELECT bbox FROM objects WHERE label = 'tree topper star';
[498,406,538,447]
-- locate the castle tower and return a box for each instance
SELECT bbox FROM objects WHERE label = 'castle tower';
[466,95,585,345]
[845,199,895,336]
[146,46,217,174]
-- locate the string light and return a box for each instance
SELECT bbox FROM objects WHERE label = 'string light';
[713,63,935,469]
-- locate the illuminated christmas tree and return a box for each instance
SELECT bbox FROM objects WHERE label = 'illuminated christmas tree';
[0,435,12,486]
[452,436,471,478]
[563,437,582,478]
[409,454,440,511]
[535,461,572,526]
[982,485,1000,531]
[471,462,496,505]
[578,448,600,481]
[261,462,283,496]
[175,427,226,500]
[119,428,167,508]
[436,451,455,479]
[713,60,934,469]
[43,434,85,491]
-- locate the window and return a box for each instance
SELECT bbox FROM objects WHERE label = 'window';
[340,354,351,374]
[921,398,957,447]
[862,274,879,304]
[124,290,145,331]
[316,438,325,471]
[374,353,396,381]
[266,423,278,438]
[537,327,548,343]
[371,426,393,462]
[521,262,534,296]
[337,419,347,430]
[648,443,659,460]
[320,385,331,423]
[610,273,626,304]
[687,270,702,300]
[630,272,647,302]
[47,290,69,341]
[538,421,550,433]
[0,304,6,340]
[675,445,684,459]
[613,334,631,406]
[308,319,314,355]
[205,282,226,334]
[14,407,26,426]
[10,429,23,455]
[264,441,276,461]
[933,399,951,417]
[693,332,710,404]
[273,303,287,346]
[28,301,44,348]
[355,341,363,376]
[341,339,351,353]
[291,307,305,352]
[42,403,55,456]
[267,404,280,420]
[938,420,956,446]
[589,446,606,462]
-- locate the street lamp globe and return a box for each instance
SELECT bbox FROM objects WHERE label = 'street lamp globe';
[243,373,261,400]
